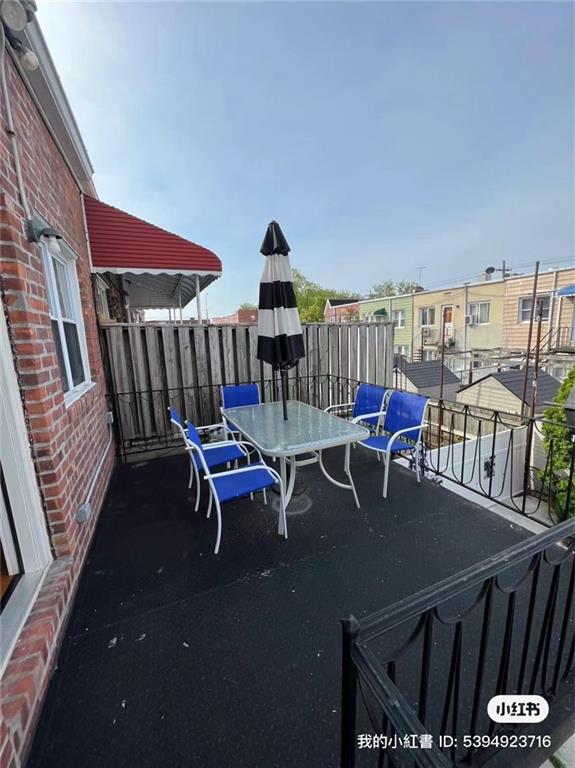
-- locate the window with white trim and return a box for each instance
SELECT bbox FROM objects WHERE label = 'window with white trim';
[518,295,550,323]
[41,241,91,397]
[394,345,409,356]
[468,301,490,324]
[419,306,435,326]
[391,309,405,328]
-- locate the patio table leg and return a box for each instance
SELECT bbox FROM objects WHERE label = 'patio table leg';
[279,455,297,512]
[318,447,361,509]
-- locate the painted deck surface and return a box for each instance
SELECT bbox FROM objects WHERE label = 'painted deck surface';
[28,449,535,768]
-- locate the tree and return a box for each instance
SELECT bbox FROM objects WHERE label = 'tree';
[239,302,257,310]
[540,366,575,521]
[370,280,419,298]
[370,280,396,298]
[396,280,419,295]
[292,268,356,323]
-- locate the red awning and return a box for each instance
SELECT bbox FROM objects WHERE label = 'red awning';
[84,196,221,310]
[84,196,222,276]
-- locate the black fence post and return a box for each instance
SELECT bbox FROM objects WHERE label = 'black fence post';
[341,615,360,768]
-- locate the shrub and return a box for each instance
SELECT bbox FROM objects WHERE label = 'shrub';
[540,367,575,521]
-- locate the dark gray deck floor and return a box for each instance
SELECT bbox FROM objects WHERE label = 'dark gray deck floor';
[27,448,532,768]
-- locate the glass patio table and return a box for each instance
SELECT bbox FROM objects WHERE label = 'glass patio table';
[221,400,369,507]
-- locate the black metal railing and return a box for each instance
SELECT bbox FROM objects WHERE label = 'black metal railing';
[107,375,574,524]
[108,374,362,461]
[341,518,575,767]
[420,400,575,526]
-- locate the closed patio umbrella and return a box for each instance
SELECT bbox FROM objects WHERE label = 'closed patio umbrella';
[257,221,304,420]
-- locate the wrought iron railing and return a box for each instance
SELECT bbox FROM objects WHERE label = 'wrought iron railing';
[107,375,575,524]
[341,518,575,767]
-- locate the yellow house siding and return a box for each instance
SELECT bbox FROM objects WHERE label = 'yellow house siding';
[413,280,505,353]
[456,377,522,414]
[465,282,505,349]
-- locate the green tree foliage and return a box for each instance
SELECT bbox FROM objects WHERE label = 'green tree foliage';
[239,302,257,309]
[540,366,575,520]
[292,268,356,322]
[370,280,419,298]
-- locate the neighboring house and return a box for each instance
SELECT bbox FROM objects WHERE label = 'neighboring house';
[0,15,220,766]
[212,308,259,325]
[323,298,360,323]
[412,279,505,364]
[502,268,575,353]
[393,359,461,401]
[359,293,413,358]
[457,369,561,416]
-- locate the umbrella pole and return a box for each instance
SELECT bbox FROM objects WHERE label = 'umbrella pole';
[281,369,288,420]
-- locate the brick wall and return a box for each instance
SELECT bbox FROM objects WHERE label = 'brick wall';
[0,55,115,766]
[324,303,360,322]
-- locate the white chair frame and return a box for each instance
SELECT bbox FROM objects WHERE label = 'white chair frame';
[352,408,427,498]
[185,440,287,554]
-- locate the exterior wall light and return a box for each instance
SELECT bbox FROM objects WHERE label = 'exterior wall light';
[26,218,63,255]
[8,33,38,70]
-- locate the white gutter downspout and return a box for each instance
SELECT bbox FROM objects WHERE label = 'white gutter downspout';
[77,421,113,523]
[547,269,559,350]
[1,27,32,221]
[196,274,202,324]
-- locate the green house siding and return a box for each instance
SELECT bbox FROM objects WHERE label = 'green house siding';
[359,295,413,355]
[359,297,391,320]
[390,296,412,348]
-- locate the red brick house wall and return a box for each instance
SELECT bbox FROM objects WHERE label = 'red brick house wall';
[324,302,360,323]
[0,54,115,766]
[212,308,258,325]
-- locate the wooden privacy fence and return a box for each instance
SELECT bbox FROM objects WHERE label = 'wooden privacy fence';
[100,322,394,452]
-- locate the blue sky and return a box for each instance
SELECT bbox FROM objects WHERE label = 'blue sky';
[39,1,573,317]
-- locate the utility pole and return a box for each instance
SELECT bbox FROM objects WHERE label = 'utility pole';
[520,261,540,419]
[502,260,507,280]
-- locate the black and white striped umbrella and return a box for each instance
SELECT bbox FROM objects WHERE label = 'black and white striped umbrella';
[257,221,304,419]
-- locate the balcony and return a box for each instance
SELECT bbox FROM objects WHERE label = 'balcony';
[26,372,574,768]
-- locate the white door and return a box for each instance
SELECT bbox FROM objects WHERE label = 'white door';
[442,305,454,342]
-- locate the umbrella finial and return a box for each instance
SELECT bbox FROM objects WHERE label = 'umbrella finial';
[260,220,290,256]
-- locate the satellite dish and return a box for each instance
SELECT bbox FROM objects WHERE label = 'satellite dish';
[485,266,496,274]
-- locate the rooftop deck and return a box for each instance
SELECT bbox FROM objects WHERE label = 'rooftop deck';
[28,448,538,767]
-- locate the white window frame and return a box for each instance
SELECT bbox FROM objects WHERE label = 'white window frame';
[420,306,436,327]
[468,301,491,325]
[518,295,550,324]
[394,345,409,356]
[392,309,405,328]
[41,240,93,406]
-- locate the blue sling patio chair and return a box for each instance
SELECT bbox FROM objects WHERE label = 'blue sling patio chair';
[184,418,286,554]
[220,383,261,435]
[353,391,428,498]
[325,382,388,431]
[168,407,252,511]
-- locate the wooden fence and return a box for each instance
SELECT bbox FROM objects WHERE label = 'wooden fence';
[100,322,394,452]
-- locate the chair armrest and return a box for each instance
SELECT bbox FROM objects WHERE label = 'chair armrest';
[195,422,225,434]
[205,462,280,485]
[386,423,427,452]
[325,402,354,413]
[351,410,386,424]
[204,440,262,461]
